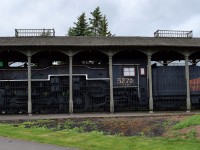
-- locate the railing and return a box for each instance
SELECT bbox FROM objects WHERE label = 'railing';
[154,30,193,38]
[15,29,55,37]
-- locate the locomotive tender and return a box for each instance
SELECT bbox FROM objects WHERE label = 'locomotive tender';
[0,29,200,114]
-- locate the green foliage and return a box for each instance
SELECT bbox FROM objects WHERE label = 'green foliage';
[67,7,113,36]
[18,121,35,128]
[63,119,98,132]
[187,129,197,139]
[98,15,112,36]
[11,119,55,129]
[68,12,91,36]
[89,6,102,36]
[173,115,200,130]
[63,119,75,129]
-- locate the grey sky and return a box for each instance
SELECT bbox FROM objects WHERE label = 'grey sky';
[1,0,200,37]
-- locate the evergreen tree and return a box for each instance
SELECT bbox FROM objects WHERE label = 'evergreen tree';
[67,13,91,36]
[68,27,76,36]
[99,15,112,36]
[89,6,103,36]
[67,7,114,36]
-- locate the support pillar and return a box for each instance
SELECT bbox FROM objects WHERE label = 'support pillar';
[69,55,73,114]
[147,54,153,112]
[109,56,114,113]
[27,53,32,114]
[185,55,191,111]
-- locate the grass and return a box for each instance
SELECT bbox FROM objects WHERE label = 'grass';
[0,123,200,150]
[173,114,200,130]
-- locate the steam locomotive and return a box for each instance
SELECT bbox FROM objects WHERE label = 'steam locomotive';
[0,55,148,114]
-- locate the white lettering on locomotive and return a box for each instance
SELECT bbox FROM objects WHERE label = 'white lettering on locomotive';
[117,78,134,84]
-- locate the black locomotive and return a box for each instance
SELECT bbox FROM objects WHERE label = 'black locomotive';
[0,53,149,114]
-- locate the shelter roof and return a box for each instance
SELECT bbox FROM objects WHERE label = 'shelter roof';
[0,36,200,50]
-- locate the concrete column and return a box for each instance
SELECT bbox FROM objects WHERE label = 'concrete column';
[69,55,73,114]
[27,54,32,114]
[185,55,191,111]
[109,56,114,113]
[147,55,153,112]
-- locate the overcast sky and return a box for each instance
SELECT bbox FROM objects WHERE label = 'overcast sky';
[1,0,200,37]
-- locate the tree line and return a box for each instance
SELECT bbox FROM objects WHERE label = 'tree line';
[67,7,113,36]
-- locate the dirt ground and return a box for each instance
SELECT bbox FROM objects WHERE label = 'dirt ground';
[88,116,187,137]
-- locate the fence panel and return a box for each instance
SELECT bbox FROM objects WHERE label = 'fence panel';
[152,66,186,110]
[32,76,69,113]
[73,76,110,112]
[0,81,28,114]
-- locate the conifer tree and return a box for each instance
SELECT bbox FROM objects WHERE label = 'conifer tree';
[67,7,113,36]
[89,6,102,36]
[67,13,91,36]
[99,15,112,36]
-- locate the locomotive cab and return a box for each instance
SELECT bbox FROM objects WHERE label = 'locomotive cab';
[112,58,148,111]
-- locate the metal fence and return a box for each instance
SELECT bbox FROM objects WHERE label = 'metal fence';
[189,66,200,109]
[154,30,193,38]
[0,81,28,114]
[15,29,55,37]
[73,76,110,112]
[2,66,200,114]
[32,77,69,113]
[152,66,187,110]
